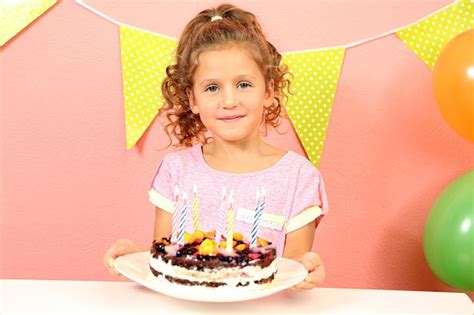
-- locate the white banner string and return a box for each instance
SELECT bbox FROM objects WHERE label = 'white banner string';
[75,0,177,40]
[75,0,459,53]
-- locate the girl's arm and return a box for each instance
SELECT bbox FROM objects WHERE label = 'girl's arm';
[283,219,325,290]
[283,221,315,259]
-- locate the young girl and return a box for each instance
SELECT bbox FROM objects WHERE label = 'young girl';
[104,3,328,290]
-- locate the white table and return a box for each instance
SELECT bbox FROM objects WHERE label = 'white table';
[1,279,472,314]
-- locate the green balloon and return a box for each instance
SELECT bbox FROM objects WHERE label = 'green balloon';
[423,170,474,292]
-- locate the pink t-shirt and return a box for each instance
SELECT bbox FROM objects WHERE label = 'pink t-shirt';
[148,144,329,256]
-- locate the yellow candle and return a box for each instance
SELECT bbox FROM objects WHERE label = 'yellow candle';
[226,192,234,252]
[192,185,199,232]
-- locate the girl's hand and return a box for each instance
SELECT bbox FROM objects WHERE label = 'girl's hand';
[290,251,325,290]
[103,239,143,276]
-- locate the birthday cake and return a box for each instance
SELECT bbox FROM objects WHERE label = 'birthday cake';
[149,230,277,288]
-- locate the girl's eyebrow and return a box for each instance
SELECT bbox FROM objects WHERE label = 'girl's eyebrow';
[199,74,257,86]
[235,74,257,81]
[199,78,219,85]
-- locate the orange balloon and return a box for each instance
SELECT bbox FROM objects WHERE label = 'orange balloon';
[433,29,474,143]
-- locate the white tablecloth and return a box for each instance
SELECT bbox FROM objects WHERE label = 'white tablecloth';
[1,279,472,314]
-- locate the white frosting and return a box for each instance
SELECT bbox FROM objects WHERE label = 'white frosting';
[149,254,277,287]
[164,244,179,256]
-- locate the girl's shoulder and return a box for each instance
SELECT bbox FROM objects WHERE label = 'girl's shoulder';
[260,143,318,174]
[161,144,201,164]
[282,150,320,173]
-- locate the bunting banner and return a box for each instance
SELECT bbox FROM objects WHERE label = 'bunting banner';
[283,48,345,166]
[397,0,474,69]
[76,0,473,163]
[119,25,176,149]
[0,0,57,46]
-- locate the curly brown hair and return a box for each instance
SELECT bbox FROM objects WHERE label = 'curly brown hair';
[160,3,291,147]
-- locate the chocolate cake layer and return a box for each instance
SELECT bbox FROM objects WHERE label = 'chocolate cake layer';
[152,250,276,270]
[150,266,276,288]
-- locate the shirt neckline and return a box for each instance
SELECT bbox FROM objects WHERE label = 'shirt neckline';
[194,144,290,176]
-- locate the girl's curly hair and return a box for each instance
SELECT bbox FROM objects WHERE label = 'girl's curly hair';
[160,3,291,147]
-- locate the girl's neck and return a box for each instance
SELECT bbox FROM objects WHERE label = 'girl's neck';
[201,138,287,174]
[205,139,263,159]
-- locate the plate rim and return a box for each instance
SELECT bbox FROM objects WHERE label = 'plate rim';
[115,251,308,303]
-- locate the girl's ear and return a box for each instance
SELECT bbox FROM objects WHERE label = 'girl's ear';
[264,80,275,108]
[187,88,199,114]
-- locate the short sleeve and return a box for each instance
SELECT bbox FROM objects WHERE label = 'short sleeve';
[148,156,176,213]
[285,164,329,233]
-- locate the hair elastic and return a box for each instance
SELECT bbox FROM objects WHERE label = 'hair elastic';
[210,15,223,22]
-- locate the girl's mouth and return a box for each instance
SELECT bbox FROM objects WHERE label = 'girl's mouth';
[219,115,245,123]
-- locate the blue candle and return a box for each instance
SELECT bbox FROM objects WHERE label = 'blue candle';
[251,188,266,247]
[177,192,188,246]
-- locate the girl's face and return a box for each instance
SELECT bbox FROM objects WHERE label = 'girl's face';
[188,45,274,144]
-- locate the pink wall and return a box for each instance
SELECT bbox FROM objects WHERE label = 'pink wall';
[1,0,473,295]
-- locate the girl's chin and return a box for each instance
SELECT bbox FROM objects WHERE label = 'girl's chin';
[210,126,260,143]
[213,133,251,143]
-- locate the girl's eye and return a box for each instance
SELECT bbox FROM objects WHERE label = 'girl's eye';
[238,82,252,89]
[205,85,219,93]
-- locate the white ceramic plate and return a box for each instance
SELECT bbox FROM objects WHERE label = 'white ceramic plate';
[115,251,308,302]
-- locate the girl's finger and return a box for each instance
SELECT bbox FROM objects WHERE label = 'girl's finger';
[305,265,325,285]
[289,286,300,291]
[103,249,115,269]
[293,280,314,290]
[301,258,315,272]
[289,278,315,290]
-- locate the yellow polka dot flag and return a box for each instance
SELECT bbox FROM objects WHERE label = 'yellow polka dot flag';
[119,25,177,149]
[0,0,56,46]
[397,0,474,69]
[282,48,345,167]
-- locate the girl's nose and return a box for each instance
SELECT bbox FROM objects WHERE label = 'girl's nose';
[223,98,237,108]
[223,91,238,108]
